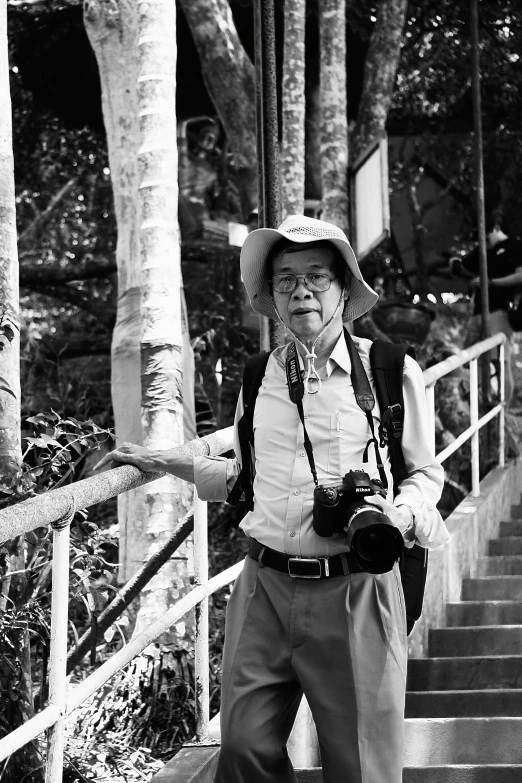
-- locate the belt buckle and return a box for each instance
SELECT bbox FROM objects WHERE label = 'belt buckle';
[287,557,326,579]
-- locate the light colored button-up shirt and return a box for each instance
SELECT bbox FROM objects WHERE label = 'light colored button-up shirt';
[194,333,450,557]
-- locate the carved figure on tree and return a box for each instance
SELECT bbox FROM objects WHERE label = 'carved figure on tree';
[178,117,222,238]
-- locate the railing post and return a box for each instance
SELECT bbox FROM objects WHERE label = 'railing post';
[470,358,480,496]
[499,341,505,468]
[194,490,209,742]
[425,385,436,453]
[45,518,72,783]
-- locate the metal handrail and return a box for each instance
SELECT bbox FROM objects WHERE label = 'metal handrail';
[0,334,506,779]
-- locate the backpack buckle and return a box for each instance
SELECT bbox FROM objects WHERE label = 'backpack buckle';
[380,404,403,446]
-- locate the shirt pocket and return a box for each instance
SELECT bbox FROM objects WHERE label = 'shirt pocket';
[327,410,375,478]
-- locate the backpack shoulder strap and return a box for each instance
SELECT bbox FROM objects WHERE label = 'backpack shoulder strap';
[226,350,272,508]
[369,339,415,495]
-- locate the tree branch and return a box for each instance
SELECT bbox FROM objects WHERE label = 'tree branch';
[18,178,78,245]
[19,255,116,287]
[30,284,115,327]
[66,511,195,671]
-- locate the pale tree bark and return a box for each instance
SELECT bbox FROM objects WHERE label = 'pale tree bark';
[83,1,195,589]
[0,7,39,781]
[132,0,192,642]
[83,0,145,582]
[351,0,408,341]
[353,0,409,157]
[319,0,348,231]
[177,0,257,217]
[281,0,306,219]
[0,0,20,486]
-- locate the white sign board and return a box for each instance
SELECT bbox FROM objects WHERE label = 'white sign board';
[351,135,390,259]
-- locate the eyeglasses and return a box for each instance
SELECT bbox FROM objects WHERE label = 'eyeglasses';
[271,273,336,294]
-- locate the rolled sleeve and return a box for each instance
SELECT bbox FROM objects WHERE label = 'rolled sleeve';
[193,455,240,502]
[193,387,245,503]
[394,356,451,550]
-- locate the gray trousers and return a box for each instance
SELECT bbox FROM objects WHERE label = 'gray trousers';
[214,555,407,783]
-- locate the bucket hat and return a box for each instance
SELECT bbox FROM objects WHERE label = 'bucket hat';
[240,215,378,322]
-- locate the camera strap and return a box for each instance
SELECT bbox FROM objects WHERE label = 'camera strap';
[343,331,388,489]
[285,334,388,491]
[285,343,319,487]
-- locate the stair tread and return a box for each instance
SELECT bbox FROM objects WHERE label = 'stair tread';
[431,625,522,630]
[407,688,522,694]
[410,654,522,660]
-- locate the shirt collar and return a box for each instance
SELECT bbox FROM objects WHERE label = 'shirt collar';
[278,329,352,377]
[326,329,351,377]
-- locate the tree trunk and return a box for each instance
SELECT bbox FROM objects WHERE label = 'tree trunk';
[83,0,146,582]
[0,8,38,778]
[319,0,349,231]
[281,0,306,219]
[177,0,257,217]
[132,0,192,642]
[0,0,21,487]
[353,0,408,157]
[84,1,195,586]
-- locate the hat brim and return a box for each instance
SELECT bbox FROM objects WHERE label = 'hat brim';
[240,226,378,323]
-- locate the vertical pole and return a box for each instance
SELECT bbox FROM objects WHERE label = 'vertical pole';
[470,359,480,496]
[194,491,209,742]
[45,524,71,783]
[499,341,505,468]
[254,0,280,351]
[470,0,491,414]
[425,385,436,454]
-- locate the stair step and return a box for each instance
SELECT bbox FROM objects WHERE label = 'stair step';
[500,520,522,537]
[477,556,522,576]
[461,576,522,601]
[296,766,522,783]
[404,717,522,764]
[405,689,522,717]
[407,656,522,691]
[403,766,522,783]
[490,538,522,556]
[447,601,522,626]
[429,626,522,657]
[509,503,522,520]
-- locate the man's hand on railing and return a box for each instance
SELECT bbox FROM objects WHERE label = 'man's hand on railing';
[93,442,160,474]
[93,441,197,484]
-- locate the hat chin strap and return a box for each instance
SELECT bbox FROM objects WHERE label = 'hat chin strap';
[274,290,346,394]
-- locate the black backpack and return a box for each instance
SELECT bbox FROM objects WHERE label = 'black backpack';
[228,336,429,636]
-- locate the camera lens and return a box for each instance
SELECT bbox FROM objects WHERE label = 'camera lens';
[347,506,404,574]
[355,525,399,561]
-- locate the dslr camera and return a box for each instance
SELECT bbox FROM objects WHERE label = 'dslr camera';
[313,469,404,574]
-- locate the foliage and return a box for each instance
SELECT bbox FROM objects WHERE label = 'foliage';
[0,410,119,783]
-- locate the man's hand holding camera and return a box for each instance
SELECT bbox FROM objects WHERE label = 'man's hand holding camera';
[360,495,416,544]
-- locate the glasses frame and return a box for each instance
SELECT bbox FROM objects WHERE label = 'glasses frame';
[270,273,337,294]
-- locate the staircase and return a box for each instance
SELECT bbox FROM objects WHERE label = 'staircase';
[297,503,522,782]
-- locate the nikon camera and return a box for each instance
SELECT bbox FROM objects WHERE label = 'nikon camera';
[313,470,404,574]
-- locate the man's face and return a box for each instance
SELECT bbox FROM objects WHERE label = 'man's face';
[271,244,347,342]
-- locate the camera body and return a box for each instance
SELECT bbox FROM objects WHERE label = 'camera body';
[313,469,404,574]
[313,470,385,537]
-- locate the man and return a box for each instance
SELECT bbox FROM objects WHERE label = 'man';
[95,215,450,783]
[450,220,522,405]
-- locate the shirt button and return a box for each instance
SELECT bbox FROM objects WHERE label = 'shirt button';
[294,489,300,496]
[289,531,296,537]
[300,452,305,458]
[304,414,309,419]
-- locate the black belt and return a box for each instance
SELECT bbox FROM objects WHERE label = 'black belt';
[248,539,364,579]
